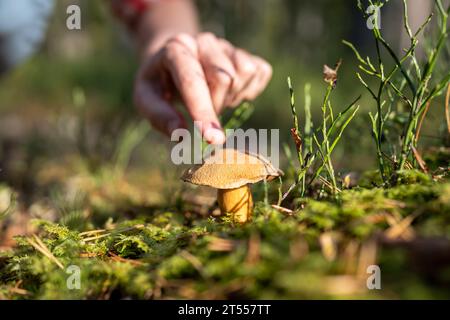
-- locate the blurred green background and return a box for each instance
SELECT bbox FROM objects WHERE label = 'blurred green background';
[0,0,447,194]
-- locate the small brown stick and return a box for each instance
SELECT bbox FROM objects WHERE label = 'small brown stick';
[80,252,102,258]
[108,252,144,266]
[415,101,431,143]
[271,204,294,215]
[81,224,145,243]
[319,176,341,193]
[9,287,30,296]
[82,233,111,242]
[384,210,422,240]
[79,229,107,237]
[26,235,64,270]
[411,146,428,173]
[9,280,30,296]
[446,83,450,134]
[281,182,297,202]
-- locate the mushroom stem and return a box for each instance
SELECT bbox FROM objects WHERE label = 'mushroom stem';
[217,185,253,224]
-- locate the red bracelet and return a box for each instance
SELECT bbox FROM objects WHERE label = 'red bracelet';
[111,0,161,30]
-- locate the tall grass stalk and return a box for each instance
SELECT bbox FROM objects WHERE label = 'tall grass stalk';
[344,0,450,182]
[284,75,359,200]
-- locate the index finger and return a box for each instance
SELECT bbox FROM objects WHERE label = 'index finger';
[163,34,225,145]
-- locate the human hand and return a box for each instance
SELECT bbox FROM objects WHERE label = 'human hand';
[133,32,272,144]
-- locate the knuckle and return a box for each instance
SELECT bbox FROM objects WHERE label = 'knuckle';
[165,33,196,57]
[169,33,194,45]
[214,70,232,87]
[242,61,257,75]
[198,32,216,42]
[164,41,182,59]
[236,50,257,75]
[261,60,273,77]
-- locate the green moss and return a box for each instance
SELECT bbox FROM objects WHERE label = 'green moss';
[1,170,449,299]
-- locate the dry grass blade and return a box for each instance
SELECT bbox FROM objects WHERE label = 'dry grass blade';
[9,287,30,296]
[318,176,341,193]
[79,229,107,237]
[411,146,428,173]
[82,233,111,242]
[385,210,421,240]
[26,235,64,270]
[80,252,102,258]
[415,101,431,144]
[271,204,294,215]
[81,224,145,243]
[207,237,235,252]
[8,280,30,296]
[364,212,390,224]
[383,199,406,209]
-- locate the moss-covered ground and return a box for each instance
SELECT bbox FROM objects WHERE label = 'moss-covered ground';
[1,150,448,299]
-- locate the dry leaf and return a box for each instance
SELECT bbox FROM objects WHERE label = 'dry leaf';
[323,59,342,87]
[290,128,302,153]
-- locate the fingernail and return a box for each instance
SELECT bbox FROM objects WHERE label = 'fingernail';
[204,127,225,145]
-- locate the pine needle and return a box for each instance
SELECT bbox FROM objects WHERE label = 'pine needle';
[26,235,64,270]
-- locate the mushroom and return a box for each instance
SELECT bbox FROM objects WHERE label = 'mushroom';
[181,148,282,223]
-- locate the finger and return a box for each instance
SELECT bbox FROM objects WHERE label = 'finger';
[197,33,236,113]
[163,34,225,145]
[134,72,186,137]
[219,39,273,105]
[254,56,273,97]
[227,48,259,107]
[218,41,258,107]
[230,55,273,105]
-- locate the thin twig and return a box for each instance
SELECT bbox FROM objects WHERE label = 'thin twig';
[411,146,428,174]
[109,252,144,266]
[415,101,431,143]
[79,229,107,237]
[27,235,64,270]
[271,204,294,215]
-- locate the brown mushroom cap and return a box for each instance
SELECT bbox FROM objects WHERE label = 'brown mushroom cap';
[181,148,282,189]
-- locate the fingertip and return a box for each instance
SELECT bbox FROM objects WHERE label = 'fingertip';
[203,126,226,145]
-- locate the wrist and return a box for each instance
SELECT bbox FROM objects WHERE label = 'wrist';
[140,30,178,58]
[133,0,199,59]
